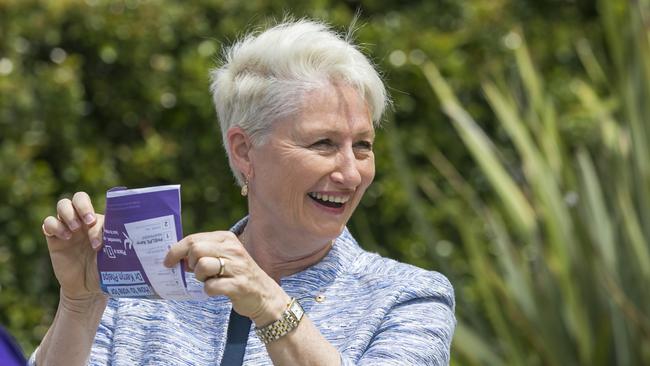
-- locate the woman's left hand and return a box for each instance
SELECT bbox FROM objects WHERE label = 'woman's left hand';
[163,231,289,325]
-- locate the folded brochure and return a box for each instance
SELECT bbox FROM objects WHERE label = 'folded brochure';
[97,185,207,300]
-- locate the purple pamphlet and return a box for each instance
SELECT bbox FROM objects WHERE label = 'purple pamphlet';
[97,185,207,300]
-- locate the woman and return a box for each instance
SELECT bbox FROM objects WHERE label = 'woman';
[34,19,455,365]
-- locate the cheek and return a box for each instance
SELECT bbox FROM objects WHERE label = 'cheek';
[283,149,336,177]
[360,158,376,187]
[271,152,332,199]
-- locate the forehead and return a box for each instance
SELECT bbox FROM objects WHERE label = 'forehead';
[278,83,375,138]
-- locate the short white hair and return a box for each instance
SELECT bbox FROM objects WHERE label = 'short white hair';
[209,18,388,185]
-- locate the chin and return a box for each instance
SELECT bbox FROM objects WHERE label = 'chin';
[311,222,347,241]
[300,199,357,241]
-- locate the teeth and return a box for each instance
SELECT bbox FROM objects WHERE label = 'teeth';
[309,192,350,204]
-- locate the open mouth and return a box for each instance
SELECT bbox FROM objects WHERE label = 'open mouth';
[307,192,350,209]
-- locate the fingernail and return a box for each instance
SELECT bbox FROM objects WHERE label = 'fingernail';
[83,214,95,225]
[69,220,81,231]
[91,238,101,249]
[42,224,53,237]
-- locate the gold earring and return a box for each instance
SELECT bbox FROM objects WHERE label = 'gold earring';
[241,179,249,197]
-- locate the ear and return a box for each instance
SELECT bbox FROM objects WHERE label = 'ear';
[226,127,254,181]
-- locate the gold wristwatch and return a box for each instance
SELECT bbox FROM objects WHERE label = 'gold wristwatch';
[254,297,304,344]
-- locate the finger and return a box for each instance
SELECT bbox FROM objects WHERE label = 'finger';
[185,242,201,271]
[194,256,226,282]
[164,232,217,268]
[204,277,237,298]
[86,213,104,250]
[186,241,223,271]
[183,258,193,272]
[56,198,82,232]
[43,216,72,240]
[71,192,97,227]
[42,223,54,237]
[164,238,191,268]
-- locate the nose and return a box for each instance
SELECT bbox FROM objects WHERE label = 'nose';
[330,146,362,188]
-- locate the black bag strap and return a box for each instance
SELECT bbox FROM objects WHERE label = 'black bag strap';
[220,309,252,366]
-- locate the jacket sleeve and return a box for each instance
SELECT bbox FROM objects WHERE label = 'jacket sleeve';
[340,272,456,366]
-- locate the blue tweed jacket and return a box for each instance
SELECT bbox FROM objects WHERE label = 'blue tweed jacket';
[34,219,456,365]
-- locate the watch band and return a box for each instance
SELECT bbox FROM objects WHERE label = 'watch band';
[254,297,304,344]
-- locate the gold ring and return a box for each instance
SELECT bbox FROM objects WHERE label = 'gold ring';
[217,256,226,277]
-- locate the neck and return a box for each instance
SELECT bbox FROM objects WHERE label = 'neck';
[239,218,333,282]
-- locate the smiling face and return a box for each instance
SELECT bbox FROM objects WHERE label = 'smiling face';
[247,82,375,246]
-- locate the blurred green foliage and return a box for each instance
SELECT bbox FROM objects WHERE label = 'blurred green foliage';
[2,0,645,364]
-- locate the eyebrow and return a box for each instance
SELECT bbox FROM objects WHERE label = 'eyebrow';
[302,127,375,139]
[357,129,376,139]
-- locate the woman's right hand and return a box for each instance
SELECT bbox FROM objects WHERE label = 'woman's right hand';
[42,192,106,301]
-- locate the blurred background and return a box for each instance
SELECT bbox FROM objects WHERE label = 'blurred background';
[1,0,649,364]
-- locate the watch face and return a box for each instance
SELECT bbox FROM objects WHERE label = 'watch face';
[290,301,304,319]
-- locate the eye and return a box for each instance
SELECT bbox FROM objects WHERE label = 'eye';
[310,139,336,149]
[354,140,373,151]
